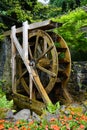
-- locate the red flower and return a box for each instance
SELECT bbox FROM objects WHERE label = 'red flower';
[0,120,5,124]
[50,117,56,122]
[0,124,4,130]
[8,128,13,130]
[51,124,60,130]
[80,124,85,129]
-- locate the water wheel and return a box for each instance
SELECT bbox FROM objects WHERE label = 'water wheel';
[4,20,72,115]
[16,29,71,104]
[17,29,58,101]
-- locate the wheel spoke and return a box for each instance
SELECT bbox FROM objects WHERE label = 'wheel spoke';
[28,45,33,59]
[29,75,33,99]
[37,64,57,78]
[36,45,54,62]
[34,35,39,58]
[19,70,27,80]
[43,38,47,56]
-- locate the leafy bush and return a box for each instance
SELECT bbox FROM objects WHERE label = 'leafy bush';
[46,102,60,114]
[52,8,87,61]
[0,87,13,118]
[0,95,13,109]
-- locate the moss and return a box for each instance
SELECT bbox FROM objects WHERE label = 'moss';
[66,105,83,114]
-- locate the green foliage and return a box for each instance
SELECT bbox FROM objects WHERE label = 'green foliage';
[0,95,13,109]
[0,79,6,86]
[50,0,87,12]
[33,3,50,21]
[59,52,65,59]
[0,23,7,40]
[81,0,87,6]
[52,8,87,60]
[7,5,33,23]
[50,0,65,7]
[0,87,13,109]
[48,6,62,18]
[0,0,37,26]
[46,102,60,113]
[0,86,13,118]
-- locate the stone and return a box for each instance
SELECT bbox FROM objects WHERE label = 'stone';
[32,112,40,121]
[14,109,31,121]
[42,111,59,121]
[6,110,14,119]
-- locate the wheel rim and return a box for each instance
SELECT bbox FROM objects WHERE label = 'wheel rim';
[48,31,71,87]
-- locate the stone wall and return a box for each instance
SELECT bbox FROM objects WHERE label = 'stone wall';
[0,38,12,93]
[70,61,87,91]
[68,61,87,102]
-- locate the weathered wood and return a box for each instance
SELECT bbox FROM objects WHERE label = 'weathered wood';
[11,25,52,105]
[37,64,57,77]
[18,70,27,79]
[4,20,62,36]
[23,21,28,59]
[11,35,16,93]
[5,20,72,111]
[62,87,72,103]
[48,32,72,102]
[30,75,33,99]
[36,45,54,62]
[13,93,45,115]
[38,58,51,67]
[11,26,23,57]
[18,61,30,95]
[28,29,58,94]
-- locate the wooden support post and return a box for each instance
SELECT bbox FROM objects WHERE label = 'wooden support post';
[23,21,28,59]
[11,26,23,56]
[11,33,16,93]
[63,87,73,103]
[30,75,33,99]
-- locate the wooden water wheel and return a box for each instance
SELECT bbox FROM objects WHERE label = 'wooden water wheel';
[17,30,72,104]
[17,30,58,99]
[4,20,72,114]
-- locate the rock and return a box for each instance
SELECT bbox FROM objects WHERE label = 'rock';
[14,109,31,121]
[6,110,14,119]
[32,112,40,122]
[42,111,59,121]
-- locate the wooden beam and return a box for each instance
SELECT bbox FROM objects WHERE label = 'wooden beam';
[4,20,62,36]
[13,93,45,115]
[11,35,16,93]
[23,21,28,59]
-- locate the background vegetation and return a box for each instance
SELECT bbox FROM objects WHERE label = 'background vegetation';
[0,0,87,61]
